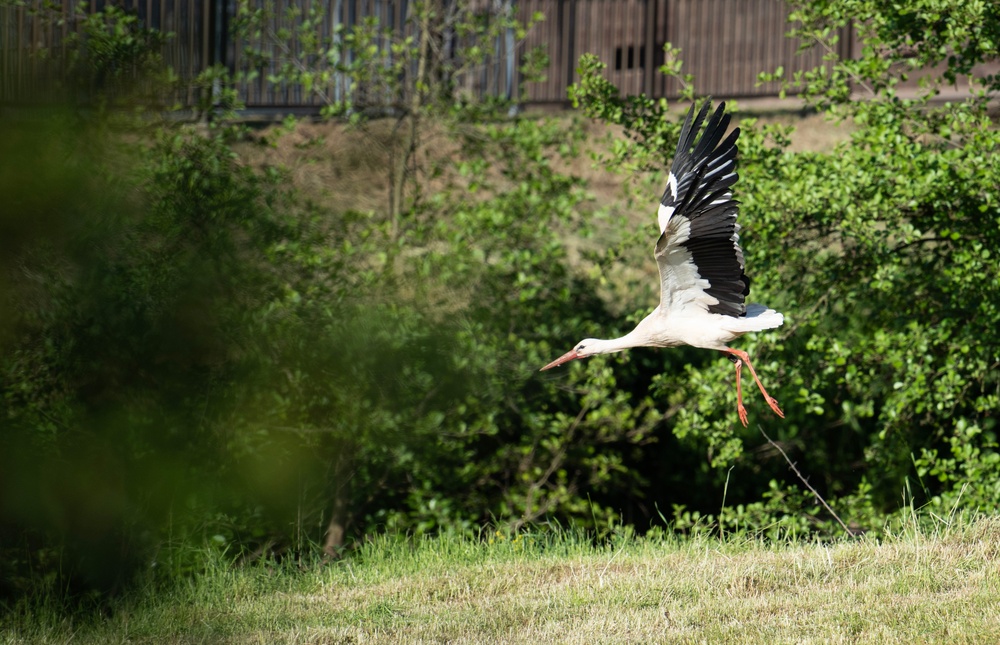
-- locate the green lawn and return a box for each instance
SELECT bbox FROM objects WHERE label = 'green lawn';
[7,518,1000,644]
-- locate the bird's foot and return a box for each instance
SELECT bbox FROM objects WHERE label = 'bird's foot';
[766,397,785,419]
[737,403,749,427]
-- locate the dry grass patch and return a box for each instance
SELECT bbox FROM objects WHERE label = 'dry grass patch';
[232,108,852,217]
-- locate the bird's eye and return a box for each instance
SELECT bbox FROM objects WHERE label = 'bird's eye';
[576,345,586,352]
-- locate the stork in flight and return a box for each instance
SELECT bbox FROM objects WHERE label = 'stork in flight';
[541,100,784,426]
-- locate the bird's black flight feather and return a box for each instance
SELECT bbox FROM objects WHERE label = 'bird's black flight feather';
[659,100,749,317]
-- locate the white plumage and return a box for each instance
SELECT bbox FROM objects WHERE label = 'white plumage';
[541,100,784,426]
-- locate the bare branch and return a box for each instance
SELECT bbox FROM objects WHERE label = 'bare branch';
[758,425,857,537]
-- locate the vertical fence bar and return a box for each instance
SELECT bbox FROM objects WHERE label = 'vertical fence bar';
[643,0,654,96]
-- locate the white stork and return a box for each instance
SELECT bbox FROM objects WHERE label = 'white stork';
[541,100,784,426]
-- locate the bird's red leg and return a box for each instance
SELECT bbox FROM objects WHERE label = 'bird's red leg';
[732,357,748,427]
[725,348,784,419]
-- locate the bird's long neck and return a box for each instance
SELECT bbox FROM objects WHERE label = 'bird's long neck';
[589,331,644,355]
[589,313,663,355]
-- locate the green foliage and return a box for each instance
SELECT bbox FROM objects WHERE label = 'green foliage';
[782,0,1000,103]
[0,113,299,598]
[222,113,663,545]
[66,4,171,88]
[2,1,668,603]
[213,0,670,553]
[23,2,179,110]
[229,0,549,244]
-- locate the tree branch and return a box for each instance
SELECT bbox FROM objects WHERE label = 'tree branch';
[758,425,857,537]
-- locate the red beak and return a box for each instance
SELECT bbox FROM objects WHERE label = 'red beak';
[540,349,580,371]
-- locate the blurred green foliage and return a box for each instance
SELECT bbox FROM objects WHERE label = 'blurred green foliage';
[2,0,999,608]
[0,1,665,604]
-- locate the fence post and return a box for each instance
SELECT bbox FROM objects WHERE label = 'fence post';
[643,0,657,96]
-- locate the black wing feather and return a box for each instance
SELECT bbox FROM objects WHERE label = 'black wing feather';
[659,100,748,317]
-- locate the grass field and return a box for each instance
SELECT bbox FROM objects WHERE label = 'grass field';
[6,516,999,644]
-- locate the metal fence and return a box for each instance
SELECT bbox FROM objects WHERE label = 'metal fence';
[227,0,520,109]
[520,0,850,102]
[231,0,409,108]
[1,0,846,109]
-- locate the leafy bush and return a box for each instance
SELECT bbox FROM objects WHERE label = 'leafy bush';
[1,1,663,602]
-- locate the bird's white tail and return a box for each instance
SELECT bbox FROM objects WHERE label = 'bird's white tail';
[726,303,784,332]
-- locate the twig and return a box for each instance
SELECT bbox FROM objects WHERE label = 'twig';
[758,425,857,537]
[808,33,875,97]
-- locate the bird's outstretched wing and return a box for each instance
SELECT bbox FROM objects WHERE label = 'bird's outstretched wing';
[654,100,749,318]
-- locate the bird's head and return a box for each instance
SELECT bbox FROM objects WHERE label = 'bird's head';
[540,339,601,371]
